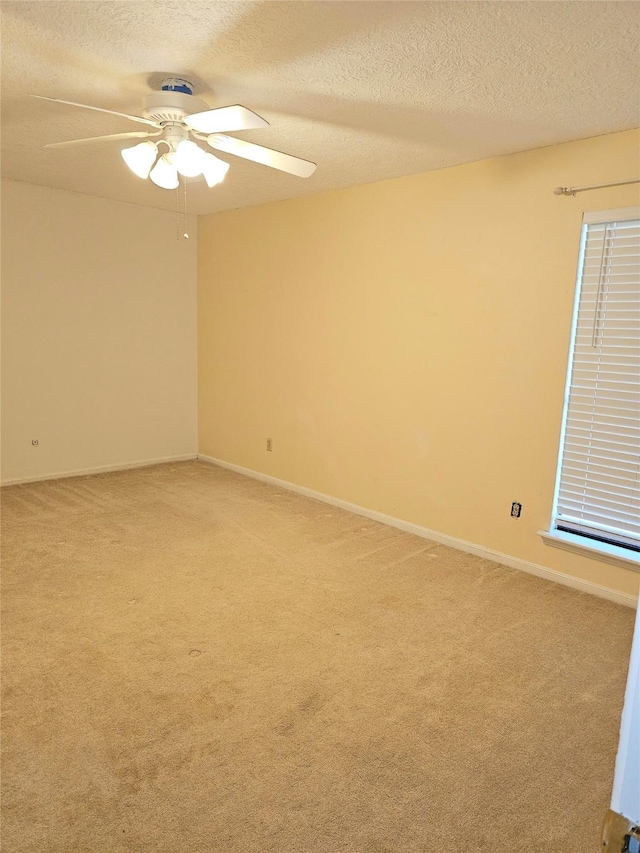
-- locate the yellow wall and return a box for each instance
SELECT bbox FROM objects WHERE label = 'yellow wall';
[198,129,640,599]
[1,180,197,483]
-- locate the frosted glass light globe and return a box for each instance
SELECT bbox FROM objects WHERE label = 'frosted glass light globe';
[172,140,206,178]
[202,153,230,187]
[149,155,179,190]
[121,141,158,179]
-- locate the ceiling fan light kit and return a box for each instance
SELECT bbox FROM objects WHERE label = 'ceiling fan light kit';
[37,77,316,192]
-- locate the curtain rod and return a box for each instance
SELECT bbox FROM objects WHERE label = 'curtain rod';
[553,178,640,197]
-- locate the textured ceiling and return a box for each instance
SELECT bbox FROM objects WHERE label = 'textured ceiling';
[1,1,639,215]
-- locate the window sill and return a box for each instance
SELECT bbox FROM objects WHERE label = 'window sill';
[539,529,640,572]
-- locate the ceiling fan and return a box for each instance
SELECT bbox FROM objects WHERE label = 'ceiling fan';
[35,77,317,190]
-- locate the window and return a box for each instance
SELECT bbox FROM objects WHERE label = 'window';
[551,206,640,558]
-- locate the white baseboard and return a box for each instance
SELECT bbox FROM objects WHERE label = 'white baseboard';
[198,454,638,610]
[1,453,198,487]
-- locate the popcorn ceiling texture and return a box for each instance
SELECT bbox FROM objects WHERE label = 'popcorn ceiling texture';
[1,1,639,214]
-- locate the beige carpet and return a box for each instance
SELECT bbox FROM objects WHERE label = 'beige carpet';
[1,461,635,853]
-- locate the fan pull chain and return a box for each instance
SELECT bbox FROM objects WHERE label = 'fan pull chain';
[174,177,189,241]
[176,181,180,241]
[183,178,189,239]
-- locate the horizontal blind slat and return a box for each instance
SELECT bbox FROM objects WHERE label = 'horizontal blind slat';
[564,447,640,465]
[557,502,640,522]
[561,464,640,485]
[558,481,640,504]
[557,515,640,541]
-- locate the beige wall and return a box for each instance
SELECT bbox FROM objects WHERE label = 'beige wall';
[1,180,197,483]
[198,129,640,600]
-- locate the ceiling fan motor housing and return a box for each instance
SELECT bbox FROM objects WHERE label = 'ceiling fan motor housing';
[142,90,209,125]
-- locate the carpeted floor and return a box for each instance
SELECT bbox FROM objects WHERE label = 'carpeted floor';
[1,460,635,852]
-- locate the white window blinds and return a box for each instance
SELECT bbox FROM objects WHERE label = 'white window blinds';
[553,207,640,552]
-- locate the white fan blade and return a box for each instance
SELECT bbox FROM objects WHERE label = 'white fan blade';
[207,134,316,178]
[45,131,160,149]
[32,95,161,128]
[184,104,269,134]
